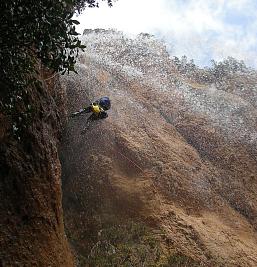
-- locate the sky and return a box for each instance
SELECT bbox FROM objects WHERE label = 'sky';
[75,0,257,68]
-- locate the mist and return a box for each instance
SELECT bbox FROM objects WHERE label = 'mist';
[76,0,257,68]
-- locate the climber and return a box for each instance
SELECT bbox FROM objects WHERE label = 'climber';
[71,96,111,131]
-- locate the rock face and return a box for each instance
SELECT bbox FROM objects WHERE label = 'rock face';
[0,72,73,266]
[61,30,257,266]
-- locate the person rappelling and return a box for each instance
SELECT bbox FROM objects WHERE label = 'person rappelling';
[71,96,111,132]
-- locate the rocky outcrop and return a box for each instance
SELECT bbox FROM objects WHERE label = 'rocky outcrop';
[61,30,257,266]
[0,71,73,266]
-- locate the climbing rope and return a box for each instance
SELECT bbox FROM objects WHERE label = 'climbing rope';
[116,150,144,173]
[43,72,59,81]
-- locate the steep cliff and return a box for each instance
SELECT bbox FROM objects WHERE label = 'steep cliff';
[0,71,74,266]
[61,30,257,266]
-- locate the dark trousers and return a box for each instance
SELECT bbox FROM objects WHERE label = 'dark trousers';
[83,106,92,113]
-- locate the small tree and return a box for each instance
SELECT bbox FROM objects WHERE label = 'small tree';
[210,57,248,80]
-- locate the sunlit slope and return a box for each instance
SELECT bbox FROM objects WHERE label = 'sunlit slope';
[61,30,257,266]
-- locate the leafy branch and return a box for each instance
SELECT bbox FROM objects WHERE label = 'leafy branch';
[0,0,112,138]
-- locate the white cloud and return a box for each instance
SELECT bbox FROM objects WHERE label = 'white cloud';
[76,0,257,68]
[226,0,253,11]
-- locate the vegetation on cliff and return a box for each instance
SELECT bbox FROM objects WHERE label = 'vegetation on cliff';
[0,0,112,137]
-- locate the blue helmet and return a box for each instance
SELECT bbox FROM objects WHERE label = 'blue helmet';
[99,96,111,110]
